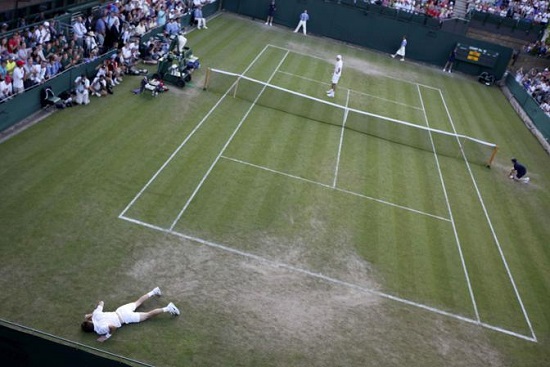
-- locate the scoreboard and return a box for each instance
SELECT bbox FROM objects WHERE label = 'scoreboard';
[455,43,500,68]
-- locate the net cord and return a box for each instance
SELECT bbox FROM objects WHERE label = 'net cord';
[208,68,497,149]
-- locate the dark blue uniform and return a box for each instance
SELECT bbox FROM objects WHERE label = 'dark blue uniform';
[268,3,277,17]
[513,161,527,178]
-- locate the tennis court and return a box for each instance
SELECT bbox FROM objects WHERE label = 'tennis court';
[119,45,535,342]
[2,14,549,367]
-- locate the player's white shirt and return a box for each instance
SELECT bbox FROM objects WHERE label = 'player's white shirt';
[334,59,343,77]
[92,304,122,335]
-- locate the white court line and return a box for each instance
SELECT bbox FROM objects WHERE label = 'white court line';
[332,89,350,188]
[169,50,291,230]
[417,85,481,323]
[118,214,536,343]
[267,44,441,91]
[438,89,537,342]
[118,44,273,219]
[276,70,424,111]
[221,155,450,222]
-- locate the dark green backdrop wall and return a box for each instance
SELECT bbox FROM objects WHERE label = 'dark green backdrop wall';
[222,0,512,79]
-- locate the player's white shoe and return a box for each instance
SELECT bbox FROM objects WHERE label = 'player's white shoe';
[327,92,335,98]
[391,54,395,58]
[166,302,180,316]
[152,287,162,296]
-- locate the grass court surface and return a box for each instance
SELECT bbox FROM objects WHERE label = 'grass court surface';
[1,13,550,367]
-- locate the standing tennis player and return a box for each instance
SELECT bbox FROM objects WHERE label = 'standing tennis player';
[391,35,407,61]
[326,55,343,98]
[81,287,180,342]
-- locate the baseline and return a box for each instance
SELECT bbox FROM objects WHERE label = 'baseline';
[266,44,442,91]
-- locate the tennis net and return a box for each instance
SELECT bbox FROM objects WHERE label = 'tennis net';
[203,68,498,167]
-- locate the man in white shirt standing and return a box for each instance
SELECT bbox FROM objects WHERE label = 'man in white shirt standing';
[72,16,87,48]
[81,287,180,342]
[326,55,343,98]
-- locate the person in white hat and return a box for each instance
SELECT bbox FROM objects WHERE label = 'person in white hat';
[326,54,343,98]
[39,21,51,44]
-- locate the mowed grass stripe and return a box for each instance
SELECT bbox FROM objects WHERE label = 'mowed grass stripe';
[226,106,340,184]
[124,97,253,228]
[125,45,290,226]
[419,86,529,331]
[0,85,189,220]
[337,129,448,217]
[176,155,471,310]
[189,16,266,73]
[348,177,471,311]
[436,156,530,333]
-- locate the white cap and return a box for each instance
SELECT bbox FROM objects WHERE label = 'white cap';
[336,54,342,60]
[44,21,50,26]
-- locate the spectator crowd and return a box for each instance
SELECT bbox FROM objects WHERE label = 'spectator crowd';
[523,39,549,57]
[353,0,456,20]
[0,0,215,103]
[516,67,550,116]
[467,0,550,24]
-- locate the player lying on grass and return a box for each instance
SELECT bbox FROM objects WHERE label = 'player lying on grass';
[509,158,530,183]
[81,287,180,342]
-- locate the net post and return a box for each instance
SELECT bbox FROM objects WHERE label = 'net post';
[203,67,211,90]
[487,145,498,168]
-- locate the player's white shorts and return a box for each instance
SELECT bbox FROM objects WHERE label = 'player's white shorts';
[332,73,341,84]
[116,302,140,324]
